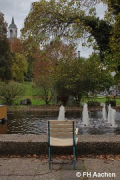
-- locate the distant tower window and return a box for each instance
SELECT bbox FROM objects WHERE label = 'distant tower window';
[10,29,13,38]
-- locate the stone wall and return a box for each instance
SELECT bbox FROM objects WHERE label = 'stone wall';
[0,135,120,156]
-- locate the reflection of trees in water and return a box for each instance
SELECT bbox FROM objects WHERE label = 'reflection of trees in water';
[89,111,102,119]
[66,111,82,119]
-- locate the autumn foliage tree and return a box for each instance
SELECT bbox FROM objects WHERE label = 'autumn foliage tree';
[33,51,55,105]
[9,38,23,54]
[33,40,77,105]
[8,37,28,81]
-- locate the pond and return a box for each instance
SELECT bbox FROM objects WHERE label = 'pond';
[0,110,120,135]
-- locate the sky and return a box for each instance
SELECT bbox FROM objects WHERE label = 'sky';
[0,0,107,58]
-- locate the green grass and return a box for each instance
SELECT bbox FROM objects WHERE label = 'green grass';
[1,81,120,106]
[28,97,45,105]
[83,96,120,106]
[115,98,120,106]
[18,82,46,105]
[95,96,120,106]
[22,82,33,96]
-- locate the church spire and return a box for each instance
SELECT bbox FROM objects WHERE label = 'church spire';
[11,17,14,24]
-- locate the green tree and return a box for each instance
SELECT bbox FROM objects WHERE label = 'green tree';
[22,36,41,79]
[0,12,12,80]
[21,0,119,72]
[56,53,114,105]
[12,53,28,82]
[21,1,111,59]
[102,0,120,79]
[86,53,114,92]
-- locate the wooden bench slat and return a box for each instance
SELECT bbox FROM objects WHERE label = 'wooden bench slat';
[50,137,78,146]
[49,128,73,132]
[50,132,73,137]
[49,124,73,128]
[47,119,77,139]
[49,120,74,124]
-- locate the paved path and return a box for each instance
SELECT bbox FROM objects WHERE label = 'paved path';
[0,157,120,180]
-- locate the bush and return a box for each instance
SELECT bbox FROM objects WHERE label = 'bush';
[105,100,116,106]
[105,96,116,106]
[0,81,25,105]
[87,101,100,107]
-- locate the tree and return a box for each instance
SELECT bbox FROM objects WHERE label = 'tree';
[0,12,7,38]
[33,75,55,105]
[33,40,77,105]
[22,36,42,79]
[0,12,12,80]
[9,38,23,54]
[21,0,119,72]
[86,53,114,92]
[0,81,25,105]
[12,53,28,82]
[102,0,120,78]
[33,51,55,105]
[21,1,110,59]
[55,53,114,105]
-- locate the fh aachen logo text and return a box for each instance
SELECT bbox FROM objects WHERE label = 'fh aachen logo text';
[76,171,116,178]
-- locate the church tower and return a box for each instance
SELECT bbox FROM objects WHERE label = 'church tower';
[8,17,17,39]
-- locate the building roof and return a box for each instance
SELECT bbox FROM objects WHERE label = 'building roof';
[8,17,17,29]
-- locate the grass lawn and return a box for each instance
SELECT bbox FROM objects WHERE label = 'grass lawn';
[0,81,120,106]
[84,96,120,106]
[14,82,46,105]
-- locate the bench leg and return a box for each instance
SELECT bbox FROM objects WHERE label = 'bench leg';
[49,146,51,170]
[75,145,78,161]
[73,145,76,169]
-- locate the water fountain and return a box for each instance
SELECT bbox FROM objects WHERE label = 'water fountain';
[106,104,117,127]
[82,103,89,126]
[77,103,119,135]
[102,104,107,121]
[58,105,65,120]
[107,104,111,123]
[110,108,117,127]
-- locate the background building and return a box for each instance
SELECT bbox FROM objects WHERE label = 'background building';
[8,17,17,39]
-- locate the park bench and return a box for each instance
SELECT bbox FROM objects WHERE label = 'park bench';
[47,120,78,170]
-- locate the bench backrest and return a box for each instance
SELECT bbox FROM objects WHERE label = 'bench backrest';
[47,120,76,138]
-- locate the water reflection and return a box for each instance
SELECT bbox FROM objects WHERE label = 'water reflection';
[0,110,119,135]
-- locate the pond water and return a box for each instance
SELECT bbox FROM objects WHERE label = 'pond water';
[0,110,120,135]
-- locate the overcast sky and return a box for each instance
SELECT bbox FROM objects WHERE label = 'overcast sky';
[0,0,107,58]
